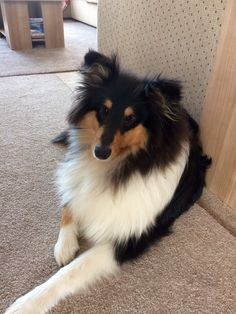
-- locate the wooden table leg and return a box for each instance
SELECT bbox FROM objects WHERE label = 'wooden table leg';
[1,1,32,50]
[41,1,64,49]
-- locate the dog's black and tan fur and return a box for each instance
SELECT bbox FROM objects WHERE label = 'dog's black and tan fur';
[6,51,211,314]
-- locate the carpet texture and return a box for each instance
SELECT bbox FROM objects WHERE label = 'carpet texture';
[198,190,236,238]
[0,20,96,77]
[1,74,236,314]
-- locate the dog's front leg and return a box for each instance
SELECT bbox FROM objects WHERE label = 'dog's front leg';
[5,243,119,314]
[54,205,80,266]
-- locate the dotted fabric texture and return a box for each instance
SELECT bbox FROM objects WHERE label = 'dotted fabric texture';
[97,0,227,120]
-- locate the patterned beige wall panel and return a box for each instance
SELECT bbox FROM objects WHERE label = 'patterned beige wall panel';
[98,0,226,121]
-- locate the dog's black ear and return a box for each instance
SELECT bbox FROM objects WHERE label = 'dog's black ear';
[143,77,183,122]
[144,77,182,103]
[83,50,114,68]
[80,50,119,86]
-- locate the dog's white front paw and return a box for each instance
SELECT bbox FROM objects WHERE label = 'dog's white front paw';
[5,301,33,314]
[5,295,42,314]
[54,228,79,266]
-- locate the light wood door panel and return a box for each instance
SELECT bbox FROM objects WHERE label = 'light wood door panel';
[200,0,236,210]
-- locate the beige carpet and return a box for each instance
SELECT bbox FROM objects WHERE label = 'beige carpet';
[198,190,236,238]
[1,74,236,314]
[0,20,96,77]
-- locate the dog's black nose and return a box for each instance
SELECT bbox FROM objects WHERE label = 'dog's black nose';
[94,145,111,160]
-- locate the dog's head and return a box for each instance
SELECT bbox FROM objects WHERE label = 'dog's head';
[68,50,185,163]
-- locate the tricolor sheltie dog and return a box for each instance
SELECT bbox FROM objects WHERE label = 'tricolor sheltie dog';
[6,51,211,314]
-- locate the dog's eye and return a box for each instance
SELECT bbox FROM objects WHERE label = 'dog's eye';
[103,107,109,115]
[99,106,109,119]
[124,114,136,126]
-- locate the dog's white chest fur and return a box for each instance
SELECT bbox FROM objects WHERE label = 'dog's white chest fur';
[57,144,189,244]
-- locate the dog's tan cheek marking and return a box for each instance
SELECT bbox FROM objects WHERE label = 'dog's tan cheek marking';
[104,99,112,109]
[78,111,100,149]
[78,111,99,131]
[60,207,73,227]
[122,125,148,151]
[124,106,134,117]
[121,124,148,153]
[94,127,104,141]
[111,125,148,156]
